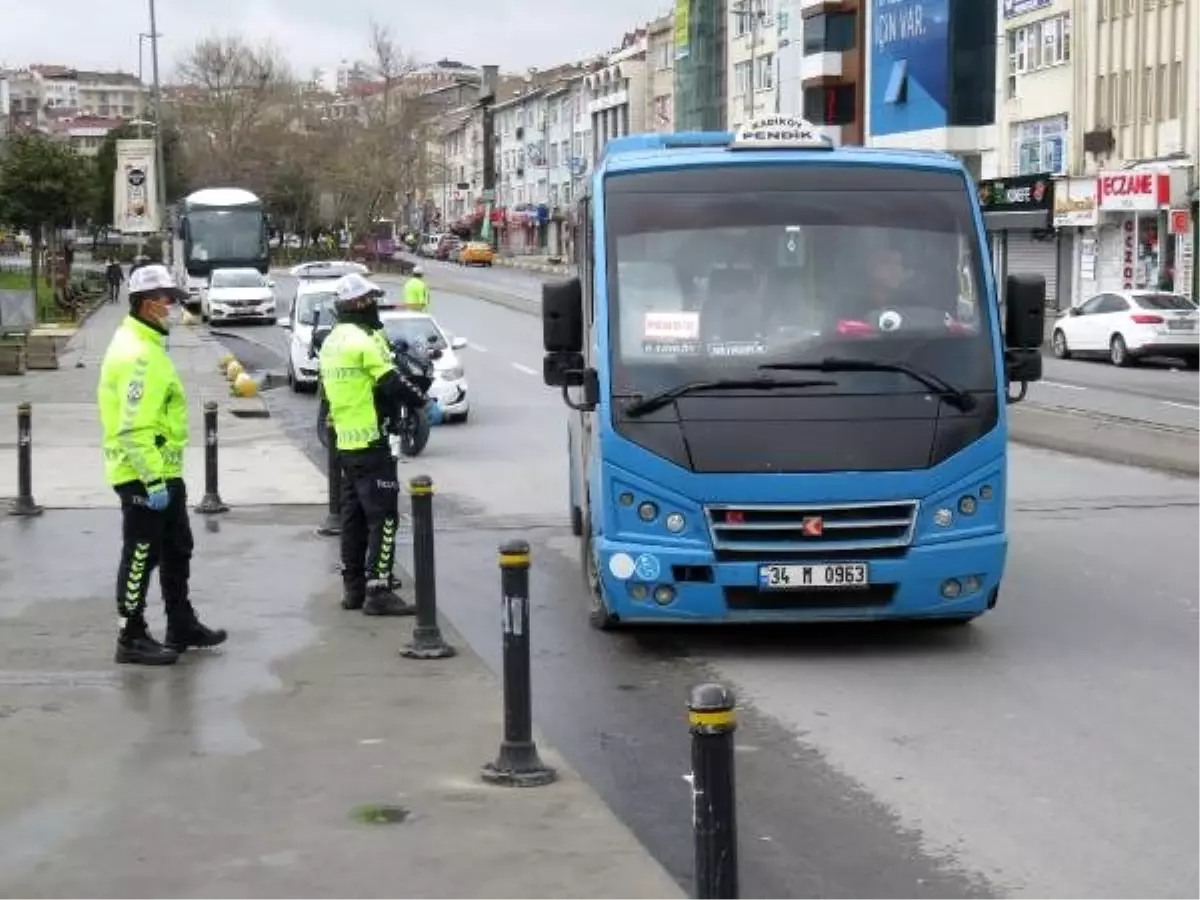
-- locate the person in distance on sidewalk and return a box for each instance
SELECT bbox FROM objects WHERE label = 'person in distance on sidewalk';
[97,264,228,666]
[320,272,426,616]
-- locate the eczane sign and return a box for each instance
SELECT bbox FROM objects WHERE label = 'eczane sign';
[1096,170,1169,212]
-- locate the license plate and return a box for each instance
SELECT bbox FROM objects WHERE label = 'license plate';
[1168,318,1196,331]
[759,563,869,590]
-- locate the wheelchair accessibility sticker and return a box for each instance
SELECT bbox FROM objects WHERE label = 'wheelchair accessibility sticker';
[633,554,661,581]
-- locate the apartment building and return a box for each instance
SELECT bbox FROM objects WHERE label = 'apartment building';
[585,29,650,163]
[726,0,779,129]
[0,65,146,131]
[434,107,484,224]
[1074,0,1198,299]
[777,0,866,144]
[646,13,678,132]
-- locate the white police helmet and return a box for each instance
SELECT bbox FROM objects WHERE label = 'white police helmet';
[333,272,383,311]
[412,266,424,277]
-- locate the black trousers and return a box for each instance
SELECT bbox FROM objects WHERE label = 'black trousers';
[108,281,121,302]
[338,447,400,594]
[114,478,195,624]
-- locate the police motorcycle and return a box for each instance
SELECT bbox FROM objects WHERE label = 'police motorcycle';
[312,312,440,458]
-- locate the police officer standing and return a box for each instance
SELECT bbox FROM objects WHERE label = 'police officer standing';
[403,266,430,312]
[98,264,227,666]
[320,273,426,615]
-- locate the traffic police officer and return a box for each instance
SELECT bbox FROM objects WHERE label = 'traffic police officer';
[98,264,227,666]
[320,272,425,615]
[403,266,430,312]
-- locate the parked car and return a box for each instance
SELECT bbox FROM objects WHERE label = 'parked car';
[202,268,276,324]
[279,281,339,391]
[460,241,495,266]
[447,242,465,264]
[378,309,472,422]
[1051,290,1199,368]
[418,233,443,257]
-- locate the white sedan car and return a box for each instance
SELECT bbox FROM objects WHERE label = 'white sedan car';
[379,309,471,422]
[280,282,339,391]
[202,267,276,324]
[1051,290,1198,368]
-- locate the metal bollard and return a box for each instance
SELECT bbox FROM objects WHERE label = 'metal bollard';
[194,401,229,514]
[400,475,455,659]
[480,540,555,787]
[689,683,739,900]
[8,402,43,517]
[316,423,341,535]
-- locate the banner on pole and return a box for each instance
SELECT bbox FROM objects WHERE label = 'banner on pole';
[113,139,159,234]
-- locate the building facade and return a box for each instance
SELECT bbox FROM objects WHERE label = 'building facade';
[777,0,867,144]
[585,32,649,163]
[863,0,999,180]
[726,0,780,130]
[0,66,146,134]
[674,0,729,130]
[646,14,678,132]
[1071,0,1198,301]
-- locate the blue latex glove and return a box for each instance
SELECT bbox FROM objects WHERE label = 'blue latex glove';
[425,400,443,426]
[145,485,170,511]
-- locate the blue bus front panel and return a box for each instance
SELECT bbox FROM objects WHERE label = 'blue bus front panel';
[590,440,1007,624]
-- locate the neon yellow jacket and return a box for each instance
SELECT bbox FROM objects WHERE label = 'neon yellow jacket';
[404,277,429,311]
[319,323,396,450]
[98,316,188,487]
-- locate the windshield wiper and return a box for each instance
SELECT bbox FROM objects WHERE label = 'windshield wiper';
[623,377,837,418]
[758,357,976,412]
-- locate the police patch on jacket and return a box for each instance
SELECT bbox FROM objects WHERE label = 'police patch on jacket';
[127,380,145,402]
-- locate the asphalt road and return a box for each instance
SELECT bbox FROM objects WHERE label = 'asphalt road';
[211,271,1199,898]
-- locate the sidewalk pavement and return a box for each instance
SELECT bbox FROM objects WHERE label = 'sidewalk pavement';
[0,300,324,508]
[0,300,682,898]
[493,255,572,276]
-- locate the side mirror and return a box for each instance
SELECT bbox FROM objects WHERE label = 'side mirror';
[1005,274,1046,350]
[267,279,276,288]
[450,336,468,350]
[544,351,585,387]
[543,277,583,353]
[1068,306,1080,316]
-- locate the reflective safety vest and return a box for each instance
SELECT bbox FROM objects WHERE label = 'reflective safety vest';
[97,315,188,487]
[319,323,397,451]
[404,277,429,312]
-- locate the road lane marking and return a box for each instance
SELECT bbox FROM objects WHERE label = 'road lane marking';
[469,342,488,352]
[512,363,538,375]
[1161,401,1199,410]
[1040,381,1087,391]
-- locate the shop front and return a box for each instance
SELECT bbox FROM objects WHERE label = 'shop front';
[1089,168,1180,296]
[1052,175,1098,308]
[977,173,1061,308]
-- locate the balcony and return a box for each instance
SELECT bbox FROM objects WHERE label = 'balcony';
[800,52,843,82]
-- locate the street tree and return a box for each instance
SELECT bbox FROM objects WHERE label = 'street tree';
[0,133,96,299]
[171,36,294,193]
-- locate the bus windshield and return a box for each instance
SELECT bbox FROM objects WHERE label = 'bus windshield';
[187,207,266,262]
[604,165,994,398]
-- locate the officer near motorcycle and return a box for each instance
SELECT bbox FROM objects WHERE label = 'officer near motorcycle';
[98,264,227,665]
[319,272,427,615]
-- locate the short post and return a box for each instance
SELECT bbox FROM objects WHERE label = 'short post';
[689,683,739,900]
[8,402,43,517]
[401,475,455,660]
[481,540,555,787]
[316,423,341,536]
[195,401,228,514]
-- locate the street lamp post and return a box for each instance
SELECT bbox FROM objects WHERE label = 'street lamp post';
[147,0,168,263]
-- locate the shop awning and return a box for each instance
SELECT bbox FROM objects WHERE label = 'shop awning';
[982,209,1052,230]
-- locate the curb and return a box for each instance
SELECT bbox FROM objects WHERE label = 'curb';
[493,257,572,276]
[206,331,272,418]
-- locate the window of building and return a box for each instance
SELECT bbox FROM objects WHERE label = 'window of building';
[654,39,673,71]
[733,0,773,36]
[1007,13,1070,77]
[802,85,855,125]
[1168,60,1181,118]
[802,11,856,55]
[653,94,673,127]
[1012,116,1066,175]
[733,60,752,96]
[755,54,774,90]
[1120,70,1132,124]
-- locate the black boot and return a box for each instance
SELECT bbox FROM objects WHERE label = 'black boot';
[362,580,414,617]
[165,618,228,653]
[342,586,366,610]
[115,619,179,666]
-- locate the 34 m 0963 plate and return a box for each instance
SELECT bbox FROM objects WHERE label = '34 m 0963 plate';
[759,563,869,590]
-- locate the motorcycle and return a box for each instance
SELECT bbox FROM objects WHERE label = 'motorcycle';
[314,325,440,458]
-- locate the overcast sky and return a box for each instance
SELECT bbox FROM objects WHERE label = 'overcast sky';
[2,0,670,81]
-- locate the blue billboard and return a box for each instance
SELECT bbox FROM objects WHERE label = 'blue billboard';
[869,0,950,138]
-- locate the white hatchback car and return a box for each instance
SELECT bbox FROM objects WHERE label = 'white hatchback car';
[202,268,276,324]
[1051,290,1198,368]
[378,309,471,422]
